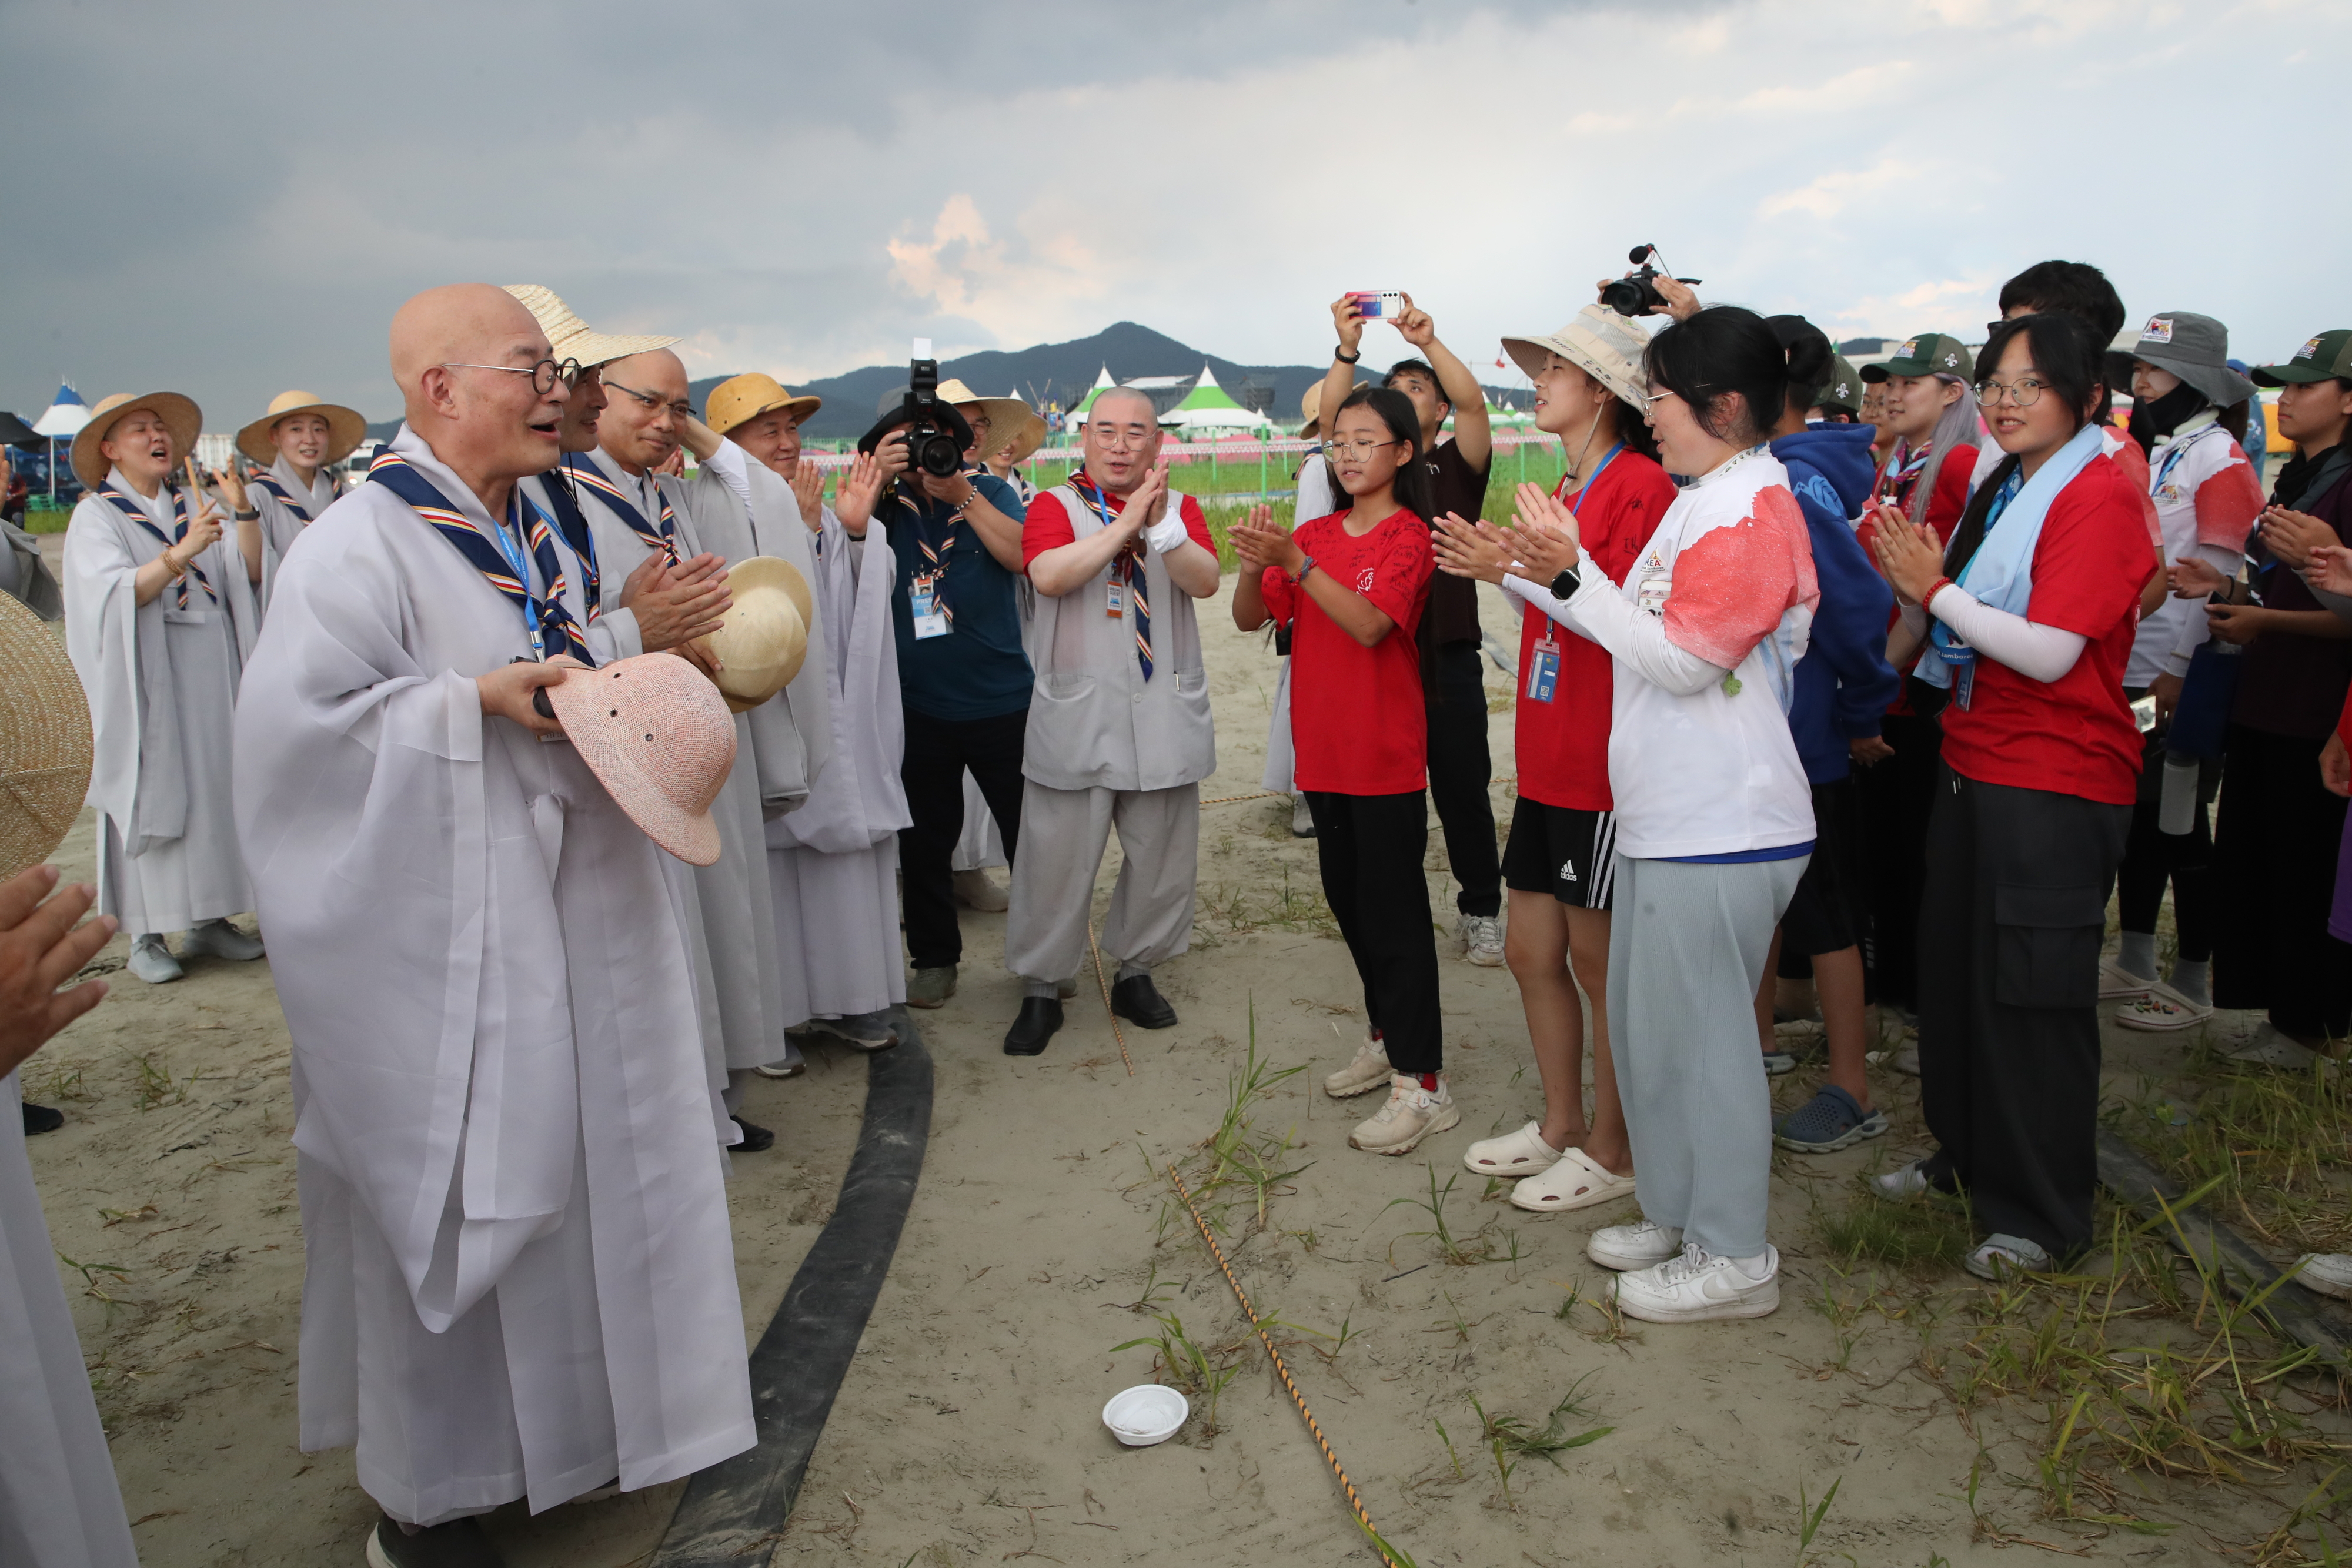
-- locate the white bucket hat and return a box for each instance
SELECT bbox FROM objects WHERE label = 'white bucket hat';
[1501,306,1651,410]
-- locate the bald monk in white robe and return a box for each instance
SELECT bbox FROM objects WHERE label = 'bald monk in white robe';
[233,285,751,1566]
[560,349,831,1136]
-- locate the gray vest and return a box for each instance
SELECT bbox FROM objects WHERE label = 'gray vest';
[1021,483,1215,793]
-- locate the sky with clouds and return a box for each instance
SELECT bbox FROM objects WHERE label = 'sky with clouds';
[4,0,2343,426]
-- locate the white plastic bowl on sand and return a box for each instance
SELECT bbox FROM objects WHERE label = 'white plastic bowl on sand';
[1101,1384,1189,1446]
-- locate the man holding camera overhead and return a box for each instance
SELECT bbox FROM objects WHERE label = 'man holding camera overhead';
[834,352,1033,1010]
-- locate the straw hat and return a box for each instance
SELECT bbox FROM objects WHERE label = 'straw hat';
[235,389,368,465]
[934,379,1030,464]
[71,391,201,491]
[0,593,93,881]
[1501,306,1652,409]
[543,654,737,865]
[704,372,822,436]
[997,409,1048,466]
[699,556,812,713]
[502,285,680,369]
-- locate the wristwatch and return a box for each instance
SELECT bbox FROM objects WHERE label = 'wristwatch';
[234,507,259,521]
[1549,565,1580,598]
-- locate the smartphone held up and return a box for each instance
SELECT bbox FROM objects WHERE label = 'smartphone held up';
[1346,291,1408,321]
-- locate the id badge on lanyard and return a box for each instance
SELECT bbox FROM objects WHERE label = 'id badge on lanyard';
[1526,624,1562,703]
[1945,644,1977,710]
[910,570,950,640]
[1106,576,1125,618]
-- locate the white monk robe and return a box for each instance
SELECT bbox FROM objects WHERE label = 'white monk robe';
[233,425,753,1523]
[249,453,340,609]
[64,468,260,935]
[567,447,830,1082]
[0,1075,138,1567]
[766,500,909,1020]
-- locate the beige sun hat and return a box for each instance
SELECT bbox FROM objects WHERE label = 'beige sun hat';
[0,593,93,881]
[1501,306,1652,410]
[543,654,737,865]
[1299,383,1329,440]
[704,372,823,437]
[72,391,202,492]
[236,389,368,465]
[699,556,812,713]
[502,285,680,369]
[997,409,1048,466]
[934,380,1029,464]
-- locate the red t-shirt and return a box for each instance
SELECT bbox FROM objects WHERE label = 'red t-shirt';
[1260,509,1435,795]
[1514,452,1677,810]
[1021,484,1215,567]
[1937,454,2150,805]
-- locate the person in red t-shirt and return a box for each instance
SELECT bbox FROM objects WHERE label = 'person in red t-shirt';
[1232,386,1452,1158]
[1429,306,1673,1216]
[1869,313,2148,1279]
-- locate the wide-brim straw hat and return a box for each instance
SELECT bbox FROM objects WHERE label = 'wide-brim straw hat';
[700,556,811,713]
[704,372,821,437]
[1501,306,1651,410]
[503,285,680,370]
[1299,384,1327,440]
[72,391,202,492]
[997,410,1048,466]
[934,379,1028,464]
[0,593,93,880]
[544,654,736,865]
[236,389,368,465]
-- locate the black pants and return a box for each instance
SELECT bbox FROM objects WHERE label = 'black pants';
[1307,790,1442,1073]
[2115,719,2217,961]
[1425,641,1501,918]
[2212,723,2352,1037]
[1856,702,1942,1011]
[898,704,1028,970]
[1916,768,2130,1260]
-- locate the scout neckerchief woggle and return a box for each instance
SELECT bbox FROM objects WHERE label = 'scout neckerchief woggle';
[1076,474,1152,680]
[101,484,213,610]
[368,450,597,665]
[1525,443,1623,705]
[562,453,679,565]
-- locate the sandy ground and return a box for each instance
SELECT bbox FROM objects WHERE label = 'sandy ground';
[18,558,2331,1566]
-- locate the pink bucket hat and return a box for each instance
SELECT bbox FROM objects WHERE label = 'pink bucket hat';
[544,654,736,865]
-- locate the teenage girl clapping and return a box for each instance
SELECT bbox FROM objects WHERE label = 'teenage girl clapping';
[1232,386,1452,1158]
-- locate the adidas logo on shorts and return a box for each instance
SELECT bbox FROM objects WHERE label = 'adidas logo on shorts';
[1559,861,1579,883]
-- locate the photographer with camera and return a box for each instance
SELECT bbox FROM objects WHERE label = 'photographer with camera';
[836,351,1033,1011]
[1319,292,1502,964]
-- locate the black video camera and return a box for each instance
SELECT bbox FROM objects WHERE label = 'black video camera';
[897,340,968,477]
[1599,244,1702,319]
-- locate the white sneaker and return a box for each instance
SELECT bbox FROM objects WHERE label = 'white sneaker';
[1291,795,1317,838]
[1870,1160,1936,1202]
[1965,1233,2050,1280]
[1459,913,1504,968]
[1613,1244,1780,1323]
[1586,1218,1683,1272]
[1348,1074,1459,1155]
[127,934,183,984]
[1322,1034,1392,1098]
[2294,1253,2352,1299]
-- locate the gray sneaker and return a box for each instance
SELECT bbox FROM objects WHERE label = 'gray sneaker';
[906,965,957,1009]
[951,868,1008,912]
[128,934,183,985]
[808,1010,898,1052]
[1459,913,1504,968]
[1291,795,1317,838]
[181,918,265,962]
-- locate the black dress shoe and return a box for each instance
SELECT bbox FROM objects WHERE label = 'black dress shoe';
[1110,974,1178,1030]
[22,1101,64,1136]
[731,1118,775,1152]
[369,1513,506,1566]
[1003,997,1063,1056]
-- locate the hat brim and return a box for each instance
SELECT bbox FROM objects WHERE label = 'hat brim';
[998,411,1047,465]
[704,556,811,711]
[2123,349,2260,407]
[0,593,93,880]
[72,392,202,492]
[2250,362,2338,387]
[542,662,728,866]
[236,401,368,465]
[1501,332,1646,411]
[949,396,1032,464]
[708,392,823,437]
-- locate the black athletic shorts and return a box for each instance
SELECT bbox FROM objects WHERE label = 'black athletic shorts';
[1501,797,1616,910]
[1779,777,1870,957]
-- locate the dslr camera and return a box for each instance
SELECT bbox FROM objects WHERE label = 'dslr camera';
[894,339,968,477]
[1599,244,1702,319]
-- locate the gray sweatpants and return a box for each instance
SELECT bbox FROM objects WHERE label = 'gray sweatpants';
[1606,852,1806,1259]
[1005,781,1201,984]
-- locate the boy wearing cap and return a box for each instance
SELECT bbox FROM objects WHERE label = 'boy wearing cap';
[219,389,367,606]
[62,392,267,985]
[236,285,753,1563]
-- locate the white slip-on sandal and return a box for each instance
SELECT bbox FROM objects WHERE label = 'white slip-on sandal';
[1508,1147,1635,1213]
[1462,1121,1564,1178]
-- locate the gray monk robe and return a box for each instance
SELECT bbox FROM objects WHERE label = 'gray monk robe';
[233,424,751,1524]
[1004,483,1215,985]
[565,444,830,1081]
[249,454,339,608]
[64,468,261,935]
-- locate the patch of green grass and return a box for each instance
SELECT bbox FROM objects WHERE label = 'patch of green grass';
[1814,1189,1973,1272]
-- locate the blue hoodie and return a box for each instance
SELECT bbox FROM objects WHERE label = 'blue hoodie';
[1771,424,1898,784]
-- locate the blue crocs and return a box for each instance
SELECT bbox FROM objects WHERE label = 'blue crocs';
[1773,1084,1890,1154]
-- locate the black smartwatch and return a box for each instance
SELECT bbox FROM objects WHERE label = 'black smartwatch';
[1549,565,1581,598]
